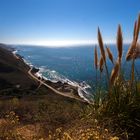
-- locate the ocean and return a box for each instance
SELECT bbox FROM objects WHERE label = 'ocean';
[13,44,140,99]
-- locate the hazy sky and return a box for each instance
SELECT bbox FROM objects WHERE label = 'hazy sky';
[0,0,140,46]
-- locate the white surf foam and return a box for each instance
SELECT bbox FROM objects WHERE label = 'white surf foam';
[38,66,92,102]
[12,50,18,54]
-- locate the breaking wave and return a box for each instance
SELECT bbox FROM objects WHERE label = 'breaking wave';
[36,66,93,102]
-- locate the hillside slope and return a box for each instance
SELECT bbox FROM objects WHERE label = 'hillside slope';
[0,44,38,90]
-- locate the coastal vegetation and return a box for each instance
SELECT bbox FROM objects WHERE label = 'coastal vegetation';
[92,13,140,139]
[0,13,140,140]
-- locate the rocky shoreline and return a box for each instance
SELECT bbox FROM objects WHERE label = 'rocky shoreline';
[30,67,79,96]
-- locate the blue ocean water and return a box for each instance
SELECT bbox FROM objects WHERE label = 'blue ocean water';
[14,44,140,94]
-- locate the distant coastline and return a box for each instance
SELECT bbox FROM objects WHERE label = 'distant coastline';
[10,45,91,103]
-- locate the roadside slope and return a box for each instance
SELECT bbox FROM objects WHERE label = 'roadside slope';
[0,43,38,90]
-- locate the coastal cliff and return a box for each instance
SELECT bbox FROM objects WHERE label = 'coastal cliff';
[0,44,39,91]
[0,43,85,101]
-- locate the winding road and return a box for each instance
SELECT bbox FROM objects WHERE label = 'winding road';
[28,68,86,102]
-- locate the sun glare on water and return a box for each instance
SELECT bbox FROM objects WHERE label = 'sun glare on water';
[10,40,96,47]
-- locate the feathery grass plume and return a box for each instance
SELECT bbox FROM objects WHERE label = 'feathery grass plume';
[110,61,120,85]
[126,13,140,84]
[117,24,123,62]
[98,27,110,82]
[106,46,114,64]
[98,28,106,61]
[126,40,138,61]
[94,46,99,88]
[99,56,104,73]
[130,13,140,85]
[128,13,140,88]
[126,17,139,61]
[94,46,98,69]
[133,21,137,40]
[135,13,140,42]
[126,14,140,61]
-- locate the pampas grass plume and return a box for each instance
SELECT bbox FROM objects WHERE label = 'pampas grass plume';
[94,46,98,69]
[106,46,114,64]
[110,61,120,85]
[98,28,106,61]
[117,25,123,62]
[99,56,104,73]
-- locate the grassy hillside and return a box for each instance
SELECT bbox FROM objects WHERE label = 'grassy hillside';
[0,43,38,91]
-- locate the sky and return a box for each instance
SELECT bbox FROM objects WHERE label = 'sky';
[0,0,140,46]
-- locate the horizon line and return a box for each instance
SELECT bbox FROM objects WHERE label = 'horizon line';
[1,40,131,47]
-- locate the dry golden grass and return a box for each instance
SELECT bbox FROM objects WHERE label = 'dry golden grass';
[93,14,140,140]
[98,28,110,82]
[99,56,104,73]
[133,21,137,40]
[110,61,120,85]
[126,41,136,61]
[117,25,123,63]
[106,46,114,64]
[0,97,119,140]
[96,14,140,85]
[127,42,140,60]
[135,13,140,42]
[98,28,106,61]
[126,14,140,61]
[94,46,98,69]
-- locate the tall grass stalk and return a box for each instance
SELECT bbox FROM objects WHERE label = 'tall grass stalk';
[98,28,110,85]
[106,46,114,64]
[94,46,98,90]
[117,25,123,64]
